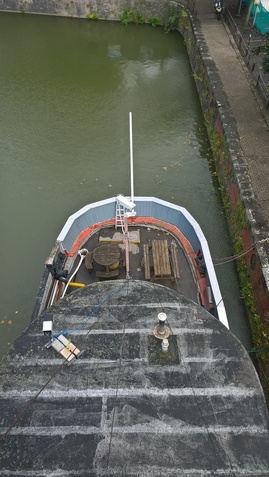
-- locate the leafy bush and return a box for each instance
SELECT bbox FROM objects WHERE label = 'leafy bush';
[120,9,133,25]
[163,5,180,33]
[149,16,160,27]
[87,13,99,20]
[136,12,145,24]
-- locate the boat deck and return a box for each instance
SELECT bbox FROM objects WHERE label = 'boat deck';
[2,280,269,476]
[66,225,199,304]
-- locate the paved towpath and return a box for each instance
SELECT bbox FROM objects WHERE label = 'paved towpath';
[193,0,269,228]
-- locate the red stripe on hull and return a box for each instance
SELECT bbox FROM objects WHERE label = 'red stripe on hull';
[66,216,208,309]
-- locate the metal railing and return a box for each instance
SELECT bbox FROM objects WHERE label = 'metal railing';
[224,7,269,109]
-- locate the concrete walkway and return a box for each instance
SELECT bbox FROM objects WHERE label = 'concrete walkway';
[194,0,269,228]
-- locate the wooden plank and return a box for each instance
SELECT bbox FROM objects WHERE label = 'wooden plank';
[60,347,75,362]
[65,343,80,357]
[143,244,151,280]
[51,339,65,353]
[152,240,171,277]
[58,335,80,356]
[170,241,180,278]
[52,335,81,361]
[85,251,93,270]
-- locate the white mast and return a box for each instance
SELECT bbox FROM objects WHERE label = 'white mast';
[116,114,136,278]
[129,111,134,203]
[122,113,136,278]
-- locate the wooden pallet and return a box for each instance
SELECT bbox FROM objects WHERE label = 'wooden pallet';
[152,239,172,278]
[47,334,81,363]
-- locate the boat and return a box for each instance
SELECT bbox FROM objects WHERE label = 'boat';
[1,114,269,476]
[35,113,228,334]
[38,194,228,327]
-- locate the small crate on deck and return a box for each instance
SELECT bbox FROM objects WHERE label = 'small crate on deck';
[46,334,82,363]
[42,313,53,337]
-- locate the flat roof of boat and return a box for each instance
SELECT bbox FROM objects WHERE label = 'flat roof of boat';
[1,280,269,476]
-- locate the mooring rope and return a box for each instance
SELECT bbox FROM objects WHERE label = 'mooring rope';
[213,237,269,266]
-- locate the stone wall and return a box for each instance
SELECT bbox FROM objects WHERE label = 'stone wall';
[0,0,170,20]
[176,7,269,401]
[178,12,269,322]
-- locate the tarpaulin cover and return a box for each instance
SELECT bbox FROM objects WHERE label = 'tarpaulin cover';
[244,0,269,33]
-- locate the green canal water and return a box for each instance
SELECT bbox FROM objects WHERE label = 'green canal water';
[0,12,250,358]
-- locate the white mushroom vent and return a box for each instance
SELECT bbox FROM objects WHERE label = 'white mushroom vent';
[153,312,170,340]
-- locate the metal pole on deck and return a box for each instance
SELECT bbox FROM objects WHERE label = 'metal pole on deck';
[129,112,134,203]
[124,213,130,278]
[124,112,135,279]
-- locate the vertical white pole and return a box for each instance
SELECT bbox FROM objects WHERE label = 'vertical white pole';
[129,112,134,203]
